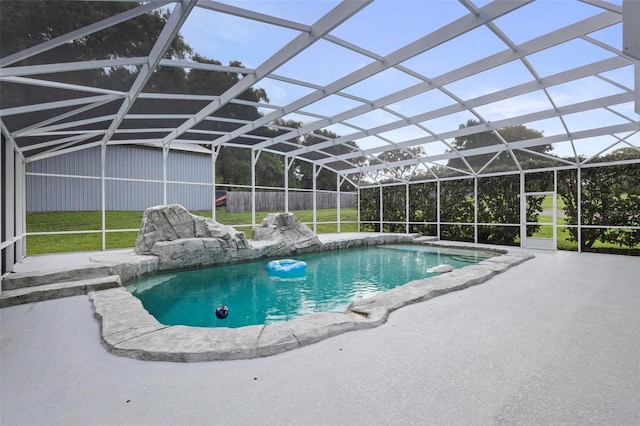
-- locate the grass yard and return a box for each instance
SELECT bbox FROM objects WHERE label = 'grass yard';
[26,208,359,255]
[539,194,566,210]
[530,216,639,254]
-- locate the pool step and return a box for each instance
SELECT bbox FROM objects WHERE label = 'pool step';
[0,275,121,308]
[1,264,115,291]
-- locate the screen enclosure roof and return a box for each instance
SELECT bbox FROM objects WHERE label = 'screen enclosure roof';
[1,0,639,186]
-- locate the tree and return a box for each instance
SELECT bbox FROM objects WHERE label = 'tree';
[447,120,548,172]
[357,147,426,232]
[436,122,548,244]
[0,1,192,63]
[380,184,406,233]
[216,146,251,186]
[292,129,361,190]
[375,147,425,181]
[408,182,437,236]
[0,0,193,107]
[439,179,475,242]
[215,146,285,188]
[1,1,195,134]
[558,148,640,250]
[477,174,544,245]
[359,186,381,232]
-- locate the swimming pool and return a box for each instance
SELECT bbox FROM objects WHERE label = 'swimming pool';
[127,245,494,328]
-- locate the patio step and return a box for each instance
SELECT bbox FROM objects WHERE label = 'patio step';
[0,275,121,308]
[1,264,115,291]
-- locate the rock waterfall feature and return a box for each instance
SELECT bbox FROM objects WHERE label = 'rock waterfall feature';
[134,204,252,271]
[251,212,322,256]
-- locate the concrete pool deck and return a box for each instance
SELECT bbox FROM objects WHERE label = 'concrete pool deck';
[1,241,639,424]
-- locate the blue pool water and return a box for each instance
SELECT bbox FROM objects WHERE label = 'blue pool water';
[127,245,494,328]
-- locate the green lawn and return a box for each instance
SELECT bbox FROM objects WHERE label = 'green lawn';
[530,219,638,254]
[539,194,566,210]
[26,208,359,255]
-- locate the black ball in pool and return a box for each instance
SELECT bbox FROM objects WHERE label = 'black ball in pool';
[215,305,229,319]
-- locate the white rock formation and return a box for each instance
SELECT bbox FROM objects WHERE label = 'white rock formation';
[251,212,322,256]
[134,204,250,270]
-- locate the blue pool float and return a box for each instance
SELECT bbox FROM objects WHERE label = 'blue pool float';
[267,259,307,276]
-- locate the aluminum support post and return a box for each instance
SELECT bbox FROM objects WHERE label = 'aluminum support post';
[474,176,478,244]
[337,174,342,233]
[101,144,107,250]
[379,185,383,232]
[405,183,410,234]
[3,139,15,272]
[211,146,219,220]
[577,166,582,253]
[436,180,441,240]
[520,171,526,248]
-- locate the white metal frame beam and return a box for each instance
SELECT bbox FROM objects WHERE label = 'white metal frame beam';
[315,91,635,168]
[340,122,638,175]
[159,0,373,146]
[99,0,198,147]
[278,13,625,158]
[216,0,530,151]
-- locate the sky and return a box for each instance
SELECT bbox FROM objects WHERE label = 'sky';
[174,0,637,161]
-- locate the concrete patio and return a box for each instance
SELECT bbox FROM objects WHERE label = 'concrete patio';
[1,247,639,425]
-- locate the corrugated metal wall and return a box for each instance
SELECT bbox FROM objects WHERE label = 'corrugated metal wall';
[105,145,162,180]
[27,175,102,211]
[26,145,213,212]
[27,145,101,176]
[167,183,212,211]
